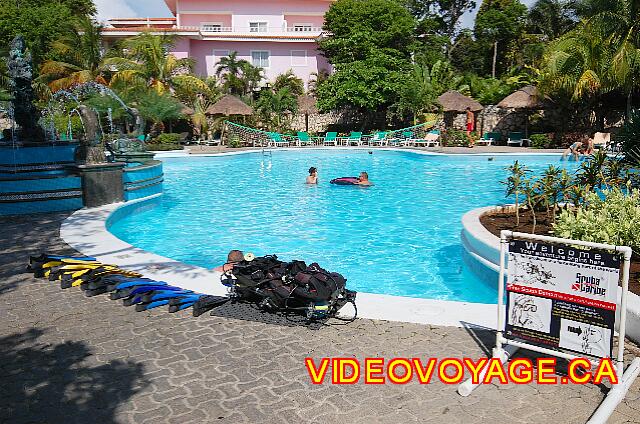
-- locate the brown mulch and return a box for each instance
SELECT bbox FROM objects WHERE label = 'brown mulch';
[480,208,640,296]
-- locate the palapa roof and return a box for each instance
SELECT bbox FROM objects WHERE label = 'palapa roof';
[297,95,318,114]
[437,91,483,112]
[497,86,547,109]
[181,104,194,115]
[205,95,253,116]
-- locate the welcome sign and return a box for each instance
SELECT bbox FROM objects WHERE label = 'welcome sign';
[505,239,621,358]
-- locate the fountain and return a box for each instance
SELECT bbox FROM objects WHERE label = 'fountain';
[7,35,44,142]
[0,35,164,214]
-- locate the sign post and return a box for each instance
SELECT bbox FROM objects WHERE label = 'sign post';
[458,231,640,423]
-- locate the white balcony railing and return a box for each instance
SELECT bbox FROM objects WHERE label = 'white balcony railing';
[181,25,323,35]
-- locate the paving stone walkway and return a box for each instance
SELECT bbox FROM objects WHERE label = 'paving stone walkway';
[1,213,639,424]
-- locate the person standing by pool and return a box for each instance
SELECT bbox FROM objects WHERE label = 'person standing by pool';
[306,167,318,184]
[465,107,475,148]
[357,171,373,186]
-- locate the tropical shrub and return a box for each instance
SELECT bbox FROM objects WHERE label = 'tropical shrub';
[529,133,552,149]
[618,110,640,165]
[228,133,242,148]
[440,129,470,147]
[145,142,181,151]
[553,188,640,251]
[154,133,181,144]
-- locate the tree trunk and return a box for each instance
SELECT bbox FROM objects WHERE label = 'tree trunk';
[515,193,520,227]
[492,41,498,79]
[627,90,633,122]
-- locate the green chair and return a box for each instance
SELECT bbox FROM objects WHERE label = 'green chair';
[343,131,363,146]
[268,132,290,147]
[323,132,338,146]
[137,134,147,142]
[369,131,388,146]
[476,132,494,146]
[507,131,530,147]
[296,131,315,146]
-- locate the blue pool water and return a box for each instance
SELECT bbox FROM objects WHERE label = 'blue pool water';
[109,150,577,303]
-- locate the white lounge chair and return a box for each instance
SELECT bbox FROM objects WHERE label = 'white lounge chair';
[369,132,388,146]
[591,132,611,150]
[507,132,531,147]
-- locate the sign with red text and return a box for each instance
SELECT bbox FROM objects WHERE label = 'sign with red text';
[505,239,620,358]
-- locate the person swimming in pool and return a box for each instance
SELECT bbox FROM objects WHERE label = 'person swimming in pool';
[562,141,583,161]
[306,167,318,184]
[356,171,373,186]
[213,249,244,273]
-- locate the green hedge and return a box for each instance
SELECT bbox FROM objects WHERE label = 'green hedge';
[146,143,182,151]
[152,133,181,144]
[440,129,471,147]
[529,133,552,149]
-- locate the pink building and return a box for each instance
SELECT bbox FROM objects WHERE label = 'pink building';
[103,0,333,88]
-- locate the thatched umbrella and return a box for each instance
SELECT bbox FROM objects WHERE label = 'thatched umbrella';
[497,86,548,137]
[205,95,253,116]
[437,91,483,130]
[437,90,483,113]
[297,95,317,132]
[181,104,195,115]
[205,95,253,144]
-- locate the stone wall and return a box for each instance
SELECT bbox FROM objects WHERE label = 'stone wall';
[476,105,627,144]
[290,111,342,133]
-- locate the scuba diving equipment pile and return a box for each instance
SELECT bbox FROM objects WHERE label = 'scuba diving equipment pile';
[27,253,357,323]
[222,255,357,321]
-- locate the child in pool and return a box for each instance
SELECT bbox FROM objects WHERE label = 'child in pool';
[306,167,318,184]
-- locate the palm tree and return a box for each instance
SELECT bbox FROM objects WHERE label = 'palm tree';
[587,0,640,118]
[273,70,304,96]
[215,51,248,95]
[105,32,208,95]
[239,62,263,96]
[38,18,107,92]
[541,24,612,106]
[136,90,185,136]
[256,87,298,130]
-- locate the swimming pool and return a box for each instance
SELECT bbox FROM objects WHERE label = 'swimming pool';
[108,150,577,304]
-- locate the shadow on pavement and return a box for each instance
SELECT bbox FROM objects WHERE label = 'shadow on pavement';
[0,327,149,424]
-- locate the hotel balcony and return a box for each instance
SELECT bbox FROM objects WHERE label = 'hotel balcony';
[105,20,323,41]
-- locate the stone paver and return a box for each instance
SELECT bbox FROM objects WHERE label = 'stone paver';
[1,213,639,424]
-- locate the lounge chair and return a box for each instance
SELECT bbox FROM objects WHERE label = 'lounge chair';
[342,131,363,146]
[476,132,499,146]
[398,131,417,146]
[369,131,388,146]
[507,132,530,147]
[268,132,290,147]
[296,132,316,147]
[323,132,338,146]
[591,132,611,150]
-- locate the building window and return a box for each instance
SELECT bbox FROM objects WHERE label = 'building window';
[291,50,307,66]
[249,22,268,33]
[293,24,313,32]
[202,23,223,32]
[251,51,270,68]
